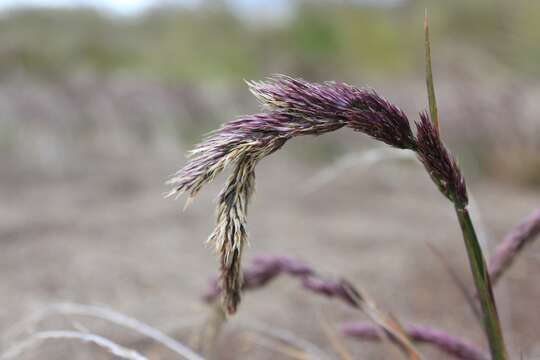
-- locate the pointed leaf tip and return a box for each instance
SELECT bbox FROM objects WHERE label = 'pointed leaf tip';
[424,9,440,133]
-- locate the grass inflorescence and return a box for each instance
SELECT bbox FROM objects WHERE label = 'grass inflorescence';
[167,16,527,360]
[168,74,469,315]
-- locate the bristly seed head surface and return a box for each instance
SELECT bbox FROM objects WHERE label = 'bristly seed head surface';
[169,75,468,314]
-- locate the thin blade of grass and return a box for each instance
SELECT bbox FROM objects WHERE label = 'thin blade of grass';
[342,283,425,360]
[303,147,416,195]
[237,319,331,360]
[1,330,148,360]
[54,303,204,360]
[243,333,312,360]
[426,243,482,322]
[424,9,440,132]
[317,313,354,360]
[10,303,206,360]
[193,302,226,357]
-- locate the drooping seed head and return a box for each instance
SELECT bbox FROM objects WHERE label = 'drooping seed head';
[345,91,417,150]
[248,75,416,150]
[166,111,345,203]
[248,75,359,119]
[168,111,347,313]
[209,155,257,314]
[171,76,467,315]
[416,112,468,207]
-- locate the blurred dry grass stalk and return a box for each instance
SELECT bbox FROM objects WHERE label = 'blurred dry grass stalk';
[1,303,205,360]
[203,255,488,360]
[2,330,149,360]
[487,208,540,284]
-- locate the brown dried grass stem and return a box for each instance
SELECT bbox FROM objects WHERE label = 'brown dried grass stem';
[205,255,427,359]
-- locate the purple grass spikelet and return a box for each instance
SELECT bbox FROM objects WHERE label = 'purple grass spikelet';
[488,208,540,284]
[168,112,346,313]
[345,90,417,150]
[340,322,488,360]
[167,111,345,202]
[415,111,468,207]
[170,76,469,315]
[202,255,356,306]
[248,75,417,149]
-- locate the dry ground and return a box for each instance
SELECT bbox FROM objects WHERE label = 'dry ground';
[0,76,539,359]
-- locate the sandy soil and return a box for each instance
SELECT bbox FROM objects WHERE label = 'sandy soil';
[0,77,539,359]
[1,151,539,359]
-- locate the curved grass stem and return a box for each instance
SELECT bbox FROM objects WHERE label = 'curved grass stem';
[455,206,508,360]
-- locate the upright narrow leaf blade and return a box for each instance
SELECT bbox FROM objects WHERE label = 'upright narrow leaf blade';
[424,9,440,132]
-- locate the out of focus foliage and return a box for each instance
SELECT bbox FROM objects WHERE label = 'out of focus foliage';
[0,0,538,82]
[0,0,538,186]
